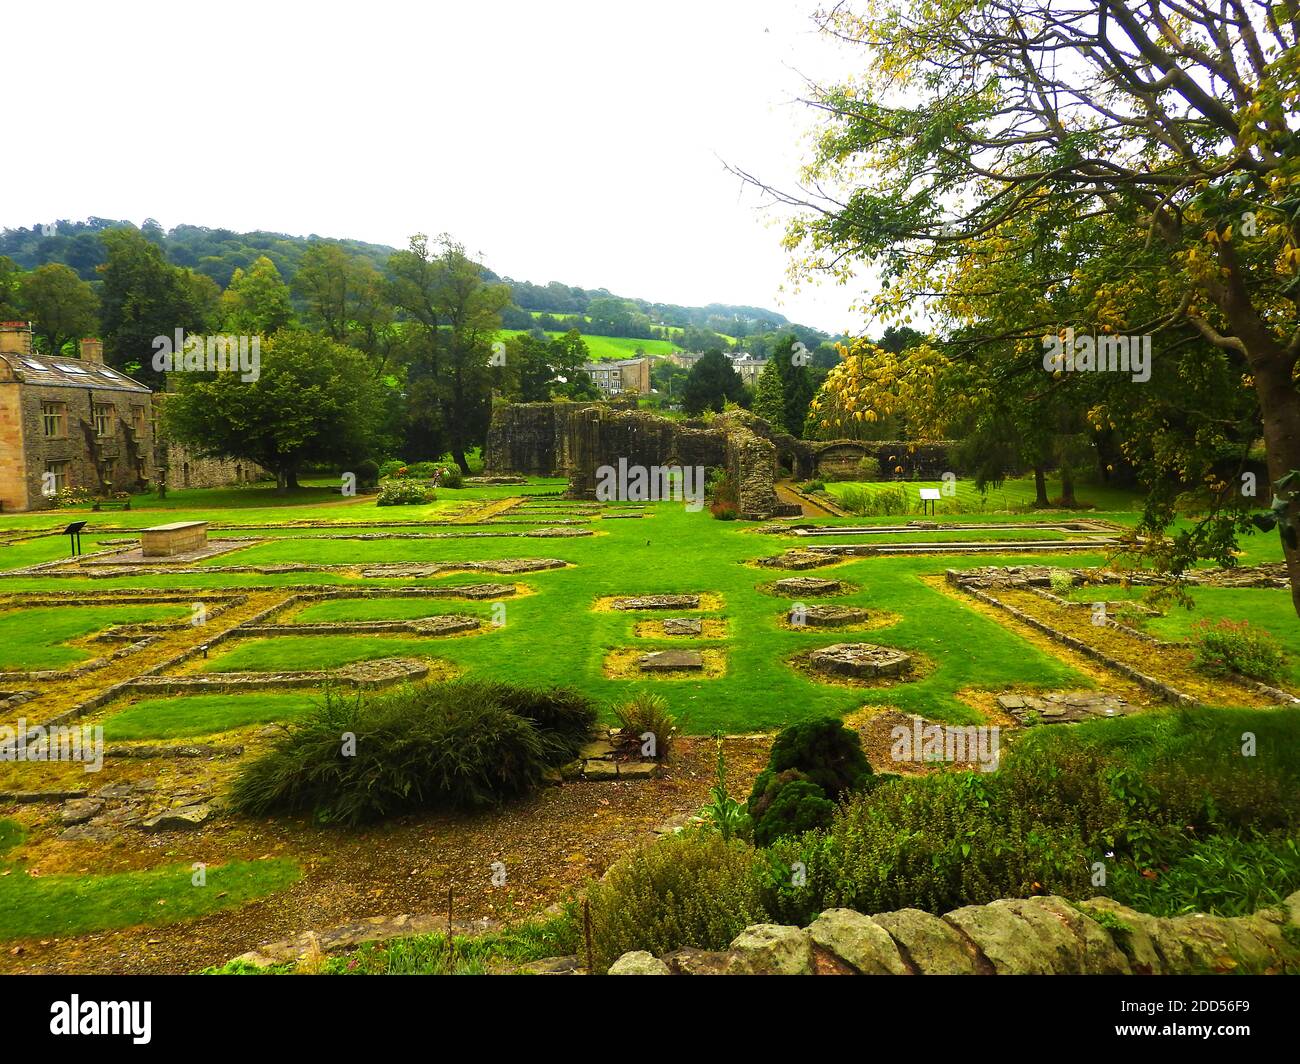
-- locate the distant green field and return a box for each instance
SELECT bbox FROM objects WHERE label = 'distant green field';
[498,329,682,361]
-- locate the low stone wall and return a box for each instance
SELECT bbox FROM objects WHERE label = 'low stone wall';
[609,891,1300,975]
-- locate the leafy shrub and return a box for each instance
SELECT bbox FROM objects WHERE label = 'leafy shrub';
[613,691,676,759]
[837,484,910,516]
[54,486,94,507]
[759,772,1093,924]
[1048,569,1075,595]
[378,459,406,478]
[355,459,380,491]
[800,480,826,493]
[707,469,740,519]
[855,456,881,480]
[751,776,836,847]
[587,833,764,971]
[229,681,580,825]
[750,717,872,805]
[376,479,437,506]
[1107,831,1300,918]
[435,464,464,489]
[1191,617,1286,683]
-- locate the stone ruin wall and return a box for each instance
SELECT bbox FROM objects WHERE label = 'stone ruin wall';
[811,439,959,480]
[482,401,965,519]
[484,402,797,518]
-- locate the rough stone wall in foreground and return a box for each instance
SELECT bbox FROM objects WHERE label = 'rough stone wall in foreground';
[608,891,1300,975]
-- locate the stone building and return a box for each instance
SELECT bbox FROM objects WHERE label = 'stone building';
[582,357,651,396]
[150,392,265,491]
[0,322,154,512]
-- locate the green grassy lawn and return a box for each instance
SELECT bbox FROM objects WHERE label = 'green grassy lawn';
[0,857,300,941]
[0,604,191,669]
[802,527,1075,543]
[0,535,123,571]
[0,474,1288,732]
[101,693,316,741]
[201,635,446,673]
[204,537,571,565]
[821,476,1144,514]
[0,478,567,534]
[1068,584,1300,687]
[293,598,487,623]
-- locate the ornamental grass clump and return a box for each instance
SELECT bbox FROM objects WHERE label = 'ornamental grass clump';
[229,680,597,825]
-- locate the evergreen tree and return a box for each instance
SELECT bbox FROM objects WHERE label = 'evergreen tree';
[752,358,787,431]
[682,348,745,416]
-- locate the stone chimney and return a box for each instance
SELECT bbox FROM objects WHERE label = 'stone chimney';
[80,337,104,364]
[0,321,33,356]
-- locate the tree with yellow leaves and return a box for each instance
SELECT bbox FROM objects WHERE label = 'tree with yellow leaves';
[738,1,1300,614]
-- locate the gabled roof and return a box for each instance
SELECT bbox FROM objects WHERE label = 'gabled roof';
[0,351,151,394]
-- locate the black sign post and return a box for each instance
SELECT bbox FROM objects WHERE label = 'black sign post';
[62,521,87,558]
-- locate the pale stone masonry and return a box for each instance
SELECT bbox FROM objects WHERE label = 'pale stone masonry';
[0,322,154,512]
[609,892,1300,975]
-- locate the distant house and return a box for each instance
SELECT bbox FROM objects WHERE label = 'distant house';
[729,354,767,387]
[0,322,154,512]
[666,350,768,386]
[582,357,651,396]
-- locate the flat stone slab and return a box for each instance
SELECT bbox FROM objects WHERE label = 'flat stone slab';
[639,650,704,672]
[997,690,1138,724]
[790,604,869,628]
[758,550,838,570]
[410,615,480,636]
[60,797,105,825]
[140,804,215,832]
[811,642,911,679]
[662,618,703,635]
[775,577,843,596]
[613,595,700,611]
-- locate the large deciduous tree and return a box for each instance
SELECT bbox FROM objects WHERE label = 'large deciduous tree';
[98,227,214,387]
[748,1,1300,613]
[388,234,510,471]
[18,263,99,355]
[222,255,295,334]
[162,330,382,491]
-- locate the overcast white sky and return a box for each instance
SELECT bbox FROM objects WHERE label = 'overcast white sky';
[4,0,867,333]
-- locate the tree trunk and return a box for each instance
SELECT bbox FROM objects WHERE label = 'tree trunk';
[275,468,289,494]
[1033,466,1049,508]
[1059,468,1077,509]
[452,447,470,475]
[1210,240,1300,617]
[1250,360,1300,618]
[286,469,300,490]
